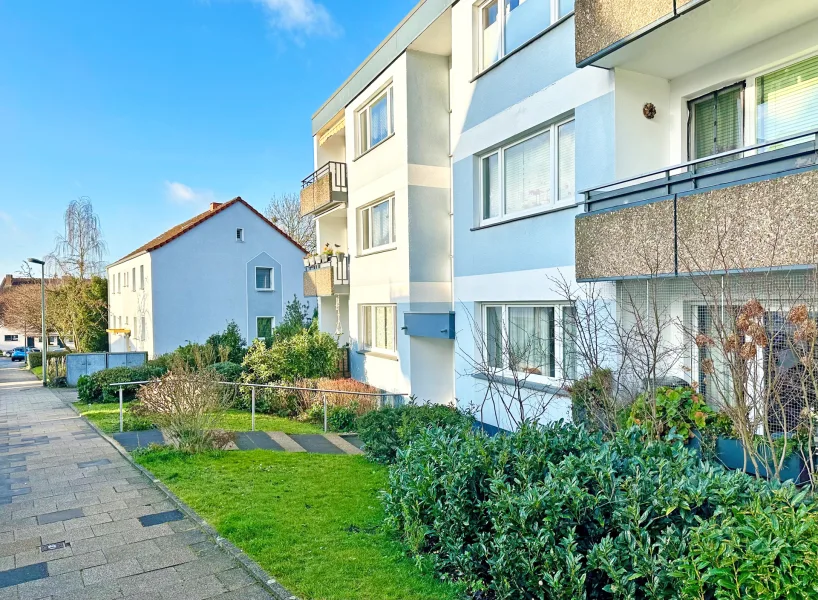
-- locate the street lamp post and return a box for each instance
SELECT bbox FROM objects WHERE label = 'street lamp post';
[26,258,46,387]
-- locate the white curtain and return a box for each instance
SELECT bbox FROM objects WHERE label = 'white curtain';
[483,153,500,219]
[508,307,554,376]
[369,95,389,147]
[486,306,503,368]
[504,130,551,214]
[371,201,391,247]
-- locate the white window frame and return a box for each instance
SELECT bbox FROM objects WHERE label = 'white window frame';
[236,228,244,242]
[359,196,396,254]
[356,85,394,157]
[482,302,573,383]
[359,304,397,355]
[479,117,575,226]
[255,266,274,292]
[476,0,573,74]
[256,316,275,340]
[139,265,144,290]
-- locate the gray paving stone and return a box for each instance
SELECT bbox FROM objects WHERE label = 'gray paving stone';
[17,571,84,600]
[210,584,275,600]
[81,557,143,586]
[0,562,48,588]
[102,539,160,564]
[15,544,72,567]
[214,568,255,591]
[159,574,226,600]
[36,508,84,525]
[136,546,196,571]
[117,567,181,597]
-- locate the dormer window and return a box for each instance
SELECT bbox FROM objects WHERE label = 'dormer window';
[236,228,244,242]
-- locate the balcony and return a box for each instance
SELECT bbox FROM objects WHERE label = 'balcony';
[575,0,818,79]
[575,131,818,281]
[303,254,350,297]
[300,162,348,217]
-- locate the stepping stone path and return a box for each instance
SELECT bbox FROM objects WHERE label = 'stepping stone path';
[113,429,365,455]
[0,363,289,600]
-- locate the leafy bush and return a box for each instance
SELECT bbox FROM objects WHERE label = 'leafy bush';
[673,486,818,599]
[356,404,474,463]
[241,322,338,387]
[294,378,382,422]
[26,352,43,370]
[570,368,616,433]
[383,423,807,599]
[78,364,167,403]
[208,361,243,383]
[205,321,246,364]
[328,403,358,432]
[273,295,314,341]
[627,385,714,441]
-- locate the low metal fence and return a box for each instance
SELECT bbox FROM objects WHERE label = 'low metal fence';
[108,380,408,434]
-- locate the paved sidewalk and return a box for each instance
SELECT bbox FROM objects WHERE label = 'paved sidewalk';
[0,364,281,600]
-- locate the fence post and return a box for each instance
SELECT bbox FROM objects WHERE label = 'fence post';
[119,386,124,434]
[323,391,328,434]
[251,387,256,432]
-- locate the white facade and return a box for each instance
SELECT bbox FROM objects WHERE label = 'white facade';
[107,199,310,358]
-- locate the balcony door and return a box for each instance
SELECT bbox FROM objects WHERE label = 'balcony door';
[689,83,745,162]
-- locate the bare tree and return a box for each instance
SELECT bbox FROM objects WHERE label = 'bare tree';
[265,193,315,253]
[48,197,108,278]
[0,284,44,342]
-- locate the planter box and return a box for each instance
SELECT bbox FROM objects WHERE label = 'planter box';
[691,431,809,484]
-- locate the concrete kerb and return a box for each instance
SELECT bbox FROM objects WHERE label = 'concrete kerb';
[62,397,299,600]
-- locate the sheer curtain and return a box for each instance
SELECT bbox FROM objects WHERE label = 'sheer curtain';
[504,131,550,214]
[483,153,500,219]
[369,95,389,148]
[558,120,575,202]
[508,307,554,376]
[486,307,503,368]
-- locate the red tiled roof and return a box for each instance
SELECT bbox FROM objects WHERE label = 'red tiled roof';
[109,197,307,267]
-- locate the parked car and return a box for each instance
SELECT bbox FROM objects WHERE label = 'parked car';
[2,349,12,357]
[27,347,40,353]
[10,348,27,362]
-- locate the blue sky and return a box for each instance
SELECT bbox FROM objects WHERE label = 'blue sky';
[0,0,416,276]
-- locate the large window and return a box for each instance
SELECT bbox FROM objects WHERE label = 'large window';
[484,303,575,381]
[255,267,273,291]
[481,118,575,223]
[756,55,818,144]
[4,335,18,342]
[257,317,274,340]
[360,304,396,354]
[478,0,574,71]
[360,197,396,253]
[357,86,394,156]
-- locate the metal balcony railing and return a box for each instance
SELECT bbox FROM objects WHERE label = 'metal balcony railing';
[302,161,348,193]
[582,130,818,214]
[305,254,350,287]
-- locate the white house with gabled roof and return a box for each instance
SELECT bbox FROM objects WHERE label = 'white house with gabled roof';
[106,197,310,357]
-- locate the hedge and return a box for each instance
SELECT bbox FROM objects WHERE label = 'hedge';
[77,364,167,403]
[383,423,818,599]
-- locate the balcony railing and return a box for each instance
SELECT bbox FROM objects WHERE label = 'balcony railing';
[582,130,818,214]
[300,161,348,217]
[303,254,350,297]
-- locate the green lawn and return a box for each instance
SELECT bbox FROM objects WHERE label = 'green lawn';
[74,402,323,435]
[135,450,462,600]
[30,366,42,378]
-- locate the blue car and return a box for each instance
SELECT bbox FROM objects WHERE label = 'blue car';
[10,347,27,362]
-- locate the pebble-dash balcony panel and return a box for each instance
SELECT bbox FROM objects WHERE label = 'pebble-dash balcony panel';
[300,173,332,217]
[575,0,673,64]
[575,199,675,281]
[676,170,818,273]
[304,267,334,297]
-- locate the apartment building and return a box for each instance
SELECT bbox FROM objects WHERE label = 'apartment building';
[303,0,818,429]
[107,198,309,357]
[573,0,818,404]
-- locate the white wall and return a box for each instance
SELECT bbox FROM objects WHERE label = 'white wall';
[107,253,153,356]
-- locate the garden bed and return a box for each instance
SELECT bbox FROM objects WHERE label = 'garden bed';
[135,449,462,600]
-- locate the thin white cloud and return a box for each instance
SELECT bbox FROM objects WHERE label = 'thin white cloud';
[0,211,17,233]
[252,0,340,37]
[164,181,218,207]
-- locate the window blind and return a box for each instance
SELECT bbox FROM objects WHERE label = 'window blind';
[757,55,818,144]
[691,85,743,160]
[504,131,551,213]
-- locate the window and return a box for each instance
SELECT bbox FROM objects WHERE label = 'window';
[124,272,129,288]
[257,317,274,340]
[236,228,244,242]
[360,305,396,354]
[255,267,273,291]
[140,265,144,290]
[357,86,394,155]
[478,0,574,71]
[118,316,122,328]
[48,336,57,345]
[132,268,136,292]
[4,335,18,342]
[484,303,575,380]
[689,84,744,160]
[117,273,121,294]
[140,316,146,340]
[480,118,575,223]
[756,54,818,144]
[360,197,396,252]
